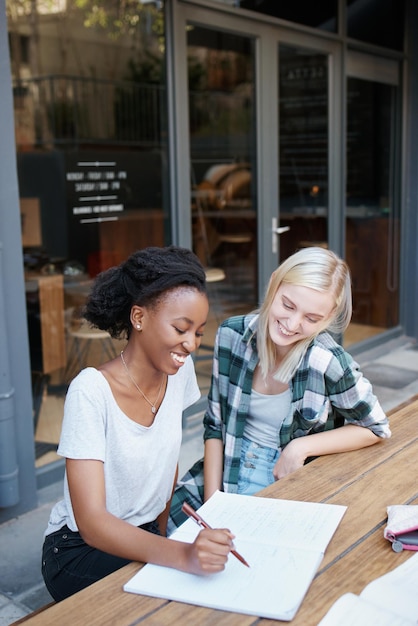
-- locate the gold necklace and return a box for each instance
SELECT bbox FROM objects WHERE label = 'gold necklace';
[120,351,165,414]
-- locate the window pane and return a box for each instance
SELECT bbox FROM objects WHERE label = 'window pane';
[345,77,400,338]
[215,0,338,32]
[278,45,329,261]
[187,25,258,384]
[11,2,169,275]
[347,0,404,50]
[9,0,169,467]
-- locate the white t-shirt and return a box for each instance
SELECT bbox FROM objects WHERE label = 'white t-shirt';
[45,356,200,535]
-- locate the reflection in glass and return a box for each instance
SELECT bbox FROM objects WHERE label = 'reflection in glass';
[345,77,399,339]
[278,45,329,262]
[215,0,337,32]
[9,1,169,467]
[187,25,257,323]
[346,0,404,51]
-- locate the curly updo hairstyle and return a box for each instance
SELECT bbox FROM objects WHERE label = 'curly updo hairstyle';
[83,246,207,339]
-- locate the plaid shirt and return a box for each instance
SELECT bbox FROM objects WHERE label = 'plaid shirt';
[168,313,390,531]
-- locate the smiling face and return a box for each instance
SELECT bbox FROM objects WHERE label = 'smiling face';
[138,287,209,374]
[268,283,335,357]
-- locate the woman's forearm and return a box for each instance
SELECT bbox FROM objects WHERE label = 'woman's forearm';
[295,423,380,459]
[81,509,232,576]
[274,424,381,480]
[204,438,224,501]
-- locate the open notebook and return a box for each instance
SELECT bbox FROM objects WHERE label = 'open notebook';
[124,490,346,621]
[318,552,418,626]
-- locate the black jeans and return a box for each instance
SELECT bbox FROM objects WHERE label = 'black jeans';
[41,520,160,602]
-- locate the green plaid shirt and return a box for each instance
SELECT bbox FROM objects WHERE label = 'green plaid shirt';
[168,313,390,531]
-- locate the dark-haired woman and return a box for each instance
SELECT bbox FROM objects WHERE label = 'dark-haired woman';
[41,246,235,602]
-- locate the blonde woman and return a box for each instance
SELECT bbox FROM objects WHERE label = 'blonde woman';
[169,247,390,529]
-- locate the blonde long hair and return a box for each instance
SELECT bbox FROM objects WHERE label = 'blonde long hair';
[257,247,352,383]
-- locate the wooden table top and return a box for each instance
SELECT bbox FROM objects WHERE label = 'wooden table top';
[16,396,418,626]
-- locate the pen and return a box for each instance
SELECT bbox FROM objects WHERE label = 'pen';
[181,501,250,568]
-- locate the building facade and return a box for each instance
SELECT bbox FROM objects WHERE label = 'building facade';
[1,0,418,521]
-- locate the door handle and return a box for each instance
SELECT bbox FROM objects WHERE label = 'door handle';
[272,226,290,234]
[272,218,290,253]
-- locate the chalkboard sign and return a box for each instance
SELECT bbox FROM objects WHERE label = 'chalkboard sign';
[66,155,128,222]
[65,151,163,221]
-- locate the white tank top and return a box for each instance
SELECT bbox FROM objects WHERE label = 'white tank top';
[243,387,292,449]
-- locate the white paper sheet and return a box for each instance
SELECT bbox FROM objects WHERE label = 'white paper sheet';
[318,552,418,625]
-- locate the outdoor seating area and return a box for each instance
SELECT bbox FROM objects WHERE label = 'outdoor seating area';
[2,4,418,625]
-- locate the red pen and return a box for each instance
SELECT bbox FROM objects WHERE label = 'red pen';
[182,501,250,568]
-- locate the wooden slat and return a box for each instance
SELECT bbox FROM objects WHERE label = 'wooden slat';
[136,600,258,626]
[321,444,418,566]
[258,397,418,504]
[38,275,66,373]
[20,198,42,248]
[10,563,166,626]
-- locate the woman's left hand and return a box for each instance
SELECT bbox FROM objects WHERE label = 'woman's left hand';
[272,439,307,480]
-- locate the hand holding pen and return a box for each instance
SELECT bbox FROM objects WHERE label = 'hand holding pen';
[182,502,250,568]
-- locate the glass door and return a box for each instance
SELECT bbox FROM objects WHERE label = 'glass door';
[276,42,401,347]
[344,52,401,346]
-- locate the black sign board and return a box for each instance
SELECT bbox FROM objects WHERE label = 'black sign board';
[66,154,129,223]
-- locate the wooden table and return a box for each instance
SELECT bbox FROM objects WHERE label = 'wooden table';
[16,396,418,626]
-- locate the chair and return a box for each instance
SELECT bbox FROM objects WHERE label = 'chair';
[63,310,117,381]
[191,170,227,318]
[196,164,254,264]
[298,240,328,249]
[189,179,225,362]
[193,266,226,364]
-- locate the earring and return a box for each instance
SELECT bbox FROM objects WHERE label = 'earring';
[136,323,142,331]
